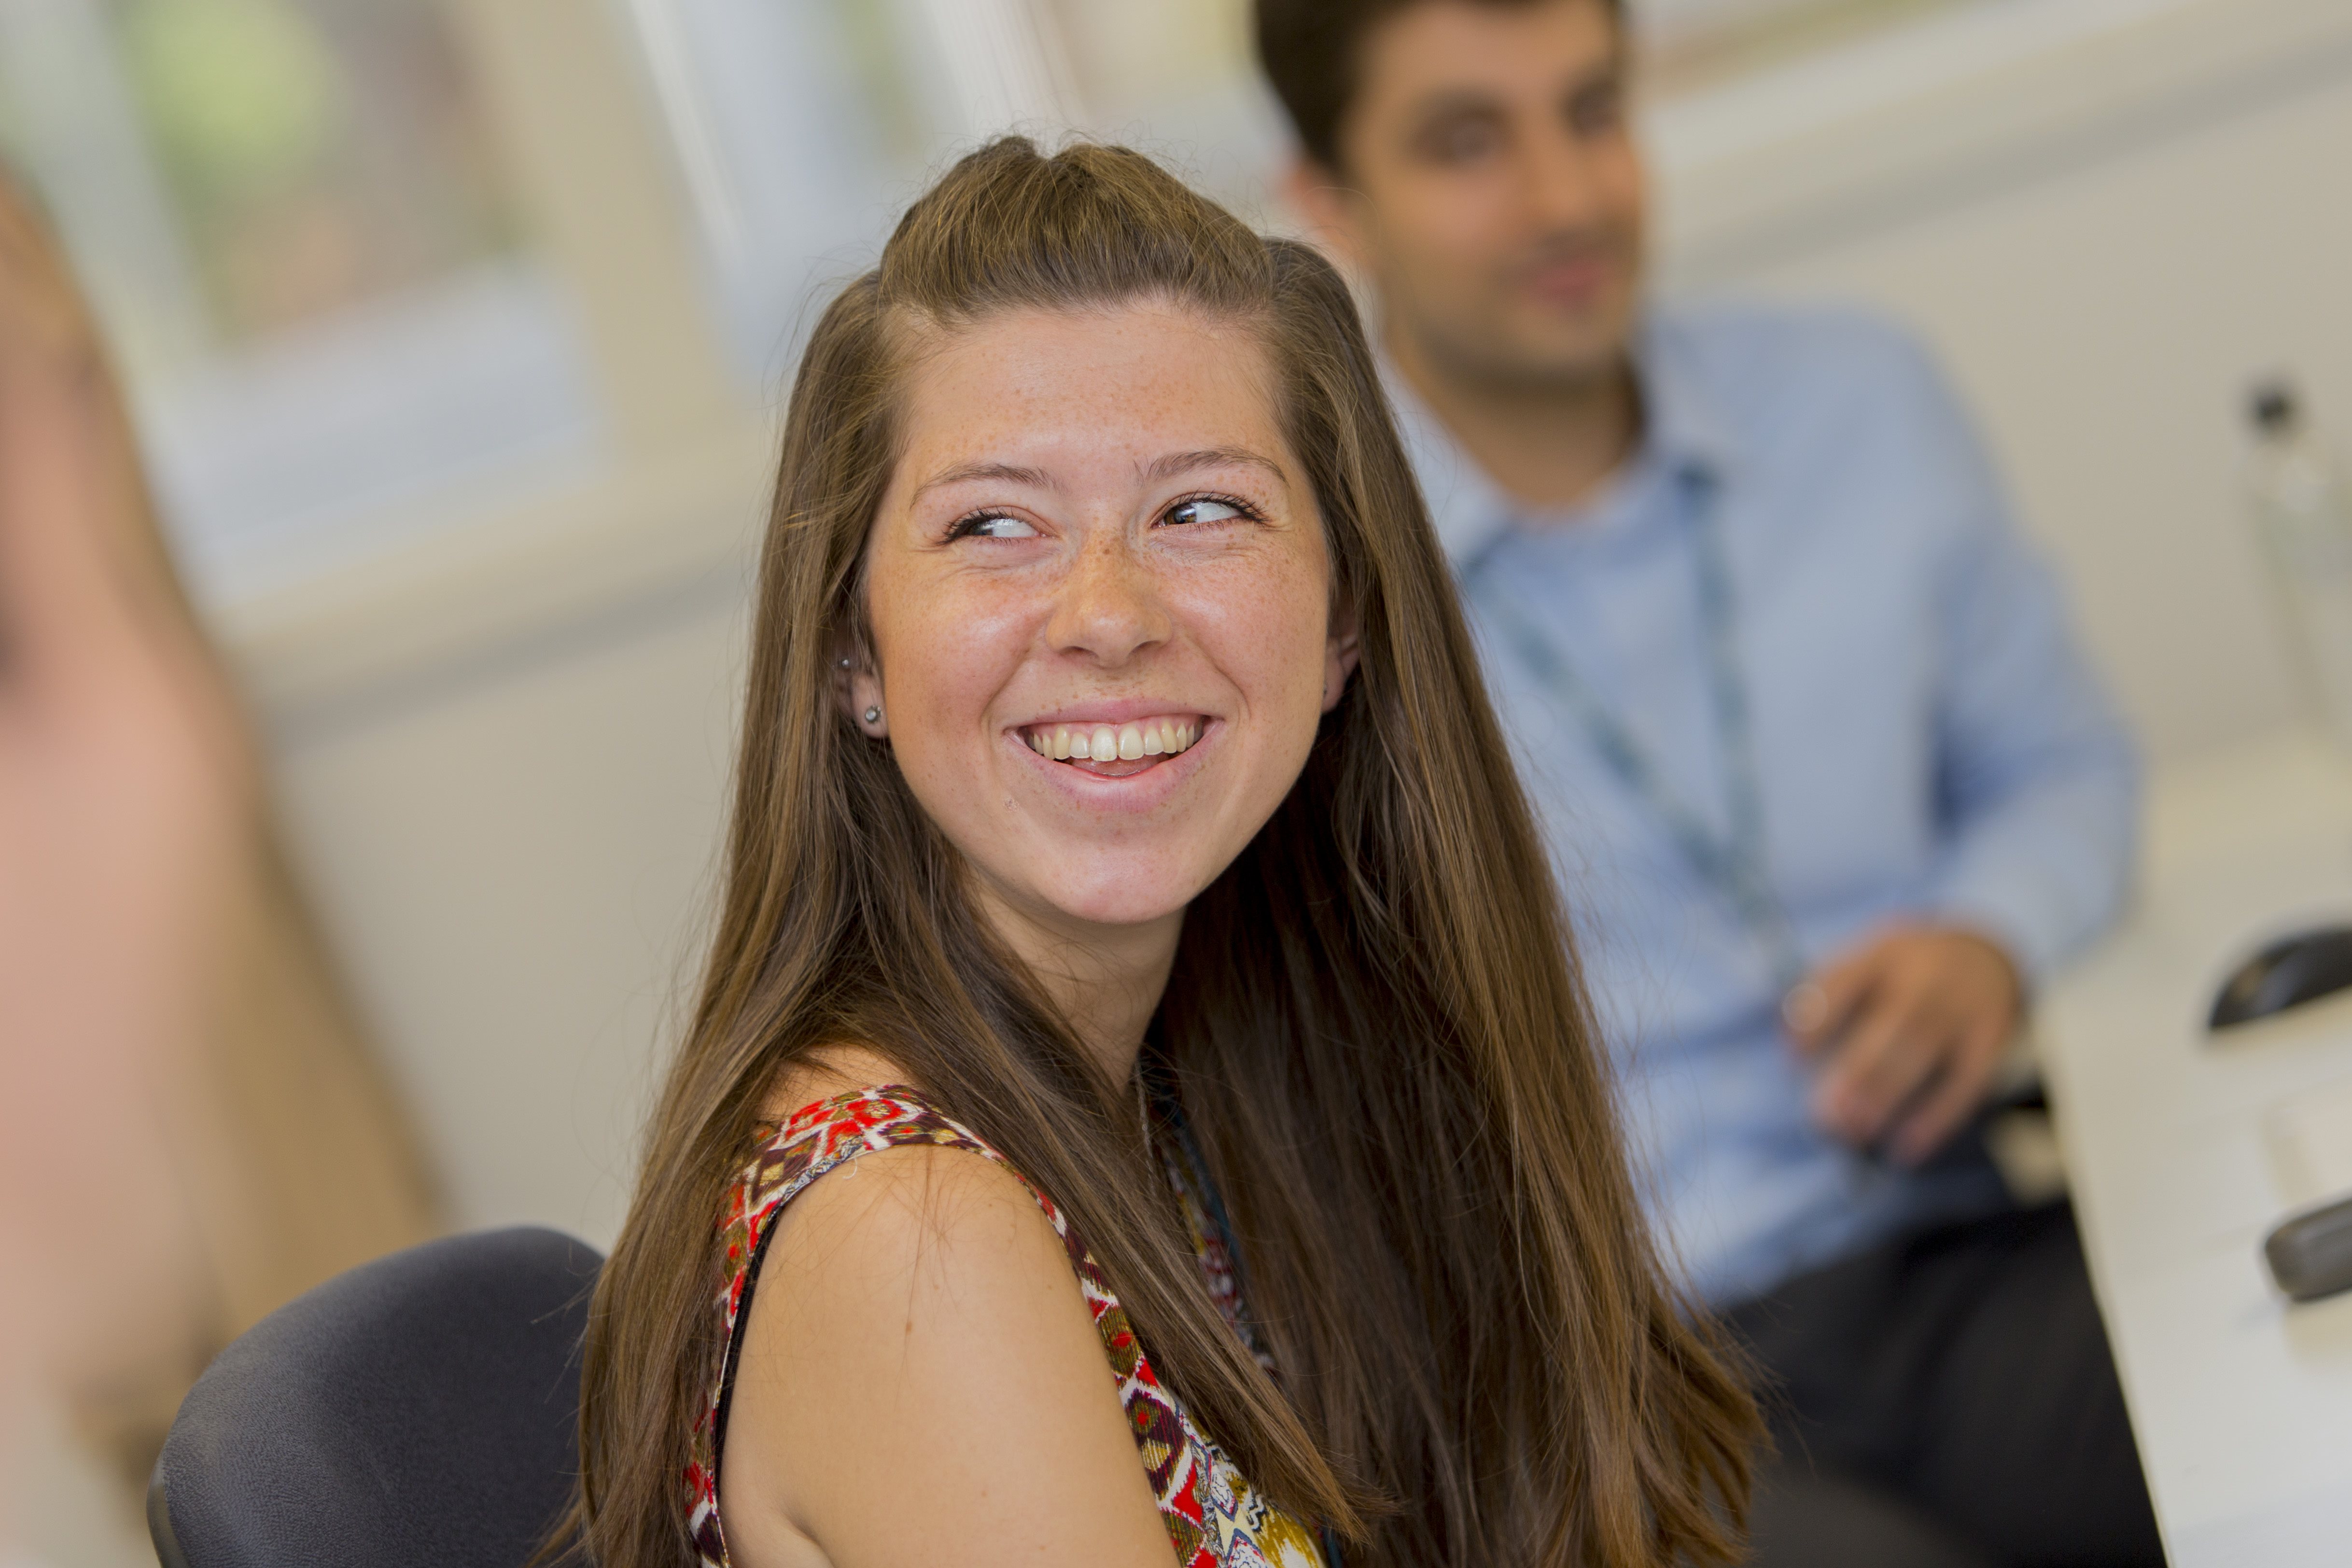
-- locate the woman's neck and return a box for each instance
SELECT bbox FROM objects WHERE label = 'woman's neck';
[971,883,1182,1087]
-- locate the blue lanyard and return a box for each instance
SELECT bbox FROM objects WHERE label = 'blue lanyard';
[1474,493,1805,990]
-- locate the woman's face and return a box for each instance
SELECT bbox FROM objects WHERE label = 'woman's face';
[856,301,1354,943]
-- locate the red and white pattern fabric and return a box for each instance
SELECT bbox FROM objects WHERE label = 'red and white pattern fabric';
[686,1085,1326,1568]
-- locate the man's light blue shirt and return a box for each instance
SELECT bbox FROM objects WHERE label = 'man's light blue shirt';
[1391,303,2141,1307]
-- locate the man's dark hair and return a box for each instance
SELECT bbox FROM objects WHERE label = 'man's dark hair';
[1255,0,1625,169]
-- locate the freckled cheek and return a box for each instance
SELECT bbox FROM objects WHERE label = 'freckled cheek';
[1168,559,1332,721]
[873,579,1040,742]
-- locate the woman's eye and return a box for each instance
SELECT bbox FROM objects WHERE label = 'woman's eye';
[1165,497,1247,527]
[955,512,1038,540]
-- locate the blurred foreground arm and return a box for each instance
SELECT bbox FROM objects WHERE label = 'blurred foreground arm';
[0,159,241,1423]
[0,167,440,1492]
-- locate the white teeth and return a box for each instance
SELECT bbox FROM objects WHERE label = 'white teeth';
[1022,716,1202,764]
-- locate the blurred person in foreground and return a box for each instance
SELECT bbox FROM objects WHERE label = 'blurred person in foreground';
[1259,1,2157,1564]
[0,164,436,1536]
[0,166,229,1551]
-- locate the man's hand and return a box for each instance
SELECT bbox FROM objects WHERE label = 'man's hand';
[1782,923,2023,1167]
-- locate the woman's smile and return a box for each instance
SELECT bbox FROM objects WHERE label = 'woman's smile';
[1015,712,1208,777]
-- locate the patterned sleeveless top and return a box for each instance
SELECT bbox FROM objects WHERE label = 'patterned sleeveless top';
[686,1085,1329,1568]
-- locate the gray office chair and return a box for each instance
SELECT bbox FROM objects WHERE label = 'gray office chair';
[148,1226,602,1568]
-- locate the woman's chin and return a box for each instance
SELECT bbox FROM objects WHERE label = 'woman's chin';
[1039,886,1194,931]
[989,859,1204,935]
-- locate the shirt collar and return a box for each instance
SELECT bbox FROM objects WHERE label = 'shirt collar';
[1385,312,1742,571]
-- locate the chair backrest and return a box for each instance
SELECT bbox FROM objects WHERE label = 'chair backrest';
[149,1226,603,1568]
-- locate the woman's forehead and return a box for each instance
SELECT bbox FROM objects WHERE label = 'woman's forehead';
[890,305,1293,492]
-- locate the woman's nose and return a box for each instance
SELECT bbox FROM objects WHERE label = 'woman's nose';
[1045,534,1171,667]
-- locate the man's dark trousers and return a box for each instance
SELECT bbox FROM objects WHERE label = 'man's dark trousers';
[1729,1200,2168,1568]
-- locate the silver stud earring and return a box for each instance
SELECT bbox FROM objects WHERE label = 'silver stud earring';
[863,705,882,725]
[838,657,852,669]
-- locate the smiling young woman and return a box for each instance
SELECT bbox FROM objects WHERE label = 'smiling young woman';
[562,138,1758,1568]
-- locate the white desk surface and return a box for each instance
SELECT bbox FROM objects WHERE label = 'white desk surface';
[2040,727,2352,1566]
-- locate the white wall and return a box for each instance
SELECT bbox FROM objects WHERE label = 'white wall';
[1653,0,2352,762]
[228,0,2352,1257]
[268,573,746,1245]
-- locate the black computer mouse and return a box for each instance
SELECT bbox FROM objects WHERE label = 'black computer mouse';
[2210,924,2352,1030]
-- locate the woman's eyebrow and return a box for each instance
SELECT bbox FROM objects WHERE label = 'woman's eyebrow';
[910,460,1057,503]
[1141,447,1285,484]
[914,448,1282,501]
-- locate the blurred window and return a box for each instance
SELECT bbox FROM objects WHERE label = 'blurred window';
[629,0,1284,385]
[626,0,2020,388]
[619,0,940,387]
[0,0,597,602]
[1045,0,1284,222]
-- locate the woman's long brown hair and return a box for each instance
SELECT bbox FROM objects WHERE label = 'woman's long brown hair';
[570,137,1759,1568]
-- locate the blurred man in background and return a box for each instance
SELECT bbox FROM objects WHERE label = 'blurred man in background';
[0,165,437,1543]
[1258,1,2159,1563]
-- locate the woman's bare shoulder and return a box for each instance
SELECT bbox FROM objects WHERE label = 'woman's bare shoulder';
[756,1043,915,1123]
[714,1130,1173,1568]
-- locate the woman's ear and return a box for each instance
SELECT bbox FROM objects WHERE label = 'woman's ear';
[832,638,888,739]
[1322,618,1362,714]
